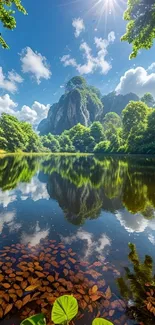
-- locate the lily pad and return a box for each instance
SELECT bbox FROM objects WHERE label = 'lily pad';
[92,318,114,325]
[21,313,46,325]
[52,295,78,324]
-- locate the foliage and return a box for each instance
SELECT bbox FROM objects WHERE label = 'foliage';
[141,93,155,107]
[66,76,87,92]
[93,318,113,325]
[0,0,27,49]
[117,243,155,324]
[0,114,44,153]
[21,314,46,325]
[51,295,78,324]
[94,141,110,153]
[121,0,155,59]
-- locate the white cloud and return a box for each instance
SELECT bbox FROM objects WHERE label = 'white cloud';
[61,229,111,261]
[21,47,51,84]
[21,221,49,246]
[0,211,15,234]
[61,31,115,75]
[72,18,85,38]
[115,66,155,97]
[0,190,16,208]
[0,67,23,93]
[0,94,50,127]
[147,62,155,72]
[116,209,148,233]
[17,177,49,201]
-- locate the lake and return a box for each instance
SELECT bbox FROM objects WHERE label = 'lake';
[0,154,155,325]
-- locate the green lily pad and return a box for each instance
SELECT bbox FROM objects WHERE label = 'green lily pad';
[52,295,78,324]
[21,313,46,325]
[92,318,114,325]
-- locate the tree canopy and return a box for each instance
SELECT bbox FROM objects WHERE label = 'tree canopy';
[0,0,27,49]
[122,0,155,59]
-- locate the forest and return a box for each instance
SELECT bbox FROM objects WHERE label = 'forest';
[0,90,155,154]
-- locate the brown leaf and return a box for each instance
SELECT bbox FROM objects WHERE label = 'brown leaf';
[63,269,68,276]
[60,254,66,258]
[70,252,76,257]
[31,292,40,300]
[9,273,16,278]
[92,261,102,267]
[47,275,54,282]
[3,293,9,302]
[16,289,23,297]
[16,276,23,282]
[42,281,49,286]
[15,300,23,310]
[13,284,20,290]
[77,288,85,295]
[91,295,101,302]
[84,295,89,303]
[23,294,31,306]
[0,306,3,318]
[103,300,110,308]
[21,280,28,289]
[9,294,17,302]
[8,288,16,294]
[68,257,76,264]
[88,304,93,312]
[109,310,115,317]
[58,286,67,293]
[35,265,43,271]
[35,271,45,278]
[5,269,13,275]
[23,272,30,278]
[86,269,102,279]
[44,263,50,269]
[97,279,106,288]
[60,260,66,265]
[0,274,4,282]
[4,304,13,315]
[2,283,11,289]
[25,284,39,292]
[80,300,87,310]
[92,285,98,294]
[105,286,112,300]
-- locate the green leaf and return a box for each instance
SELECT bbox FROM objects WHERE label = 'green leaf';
[92,318,114,325]
[21,313,46,325]
[51,295,78,324]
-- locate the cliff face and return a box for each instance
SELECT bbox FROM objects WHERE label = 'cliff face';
[102,91,139,116]
[38,77,104,135]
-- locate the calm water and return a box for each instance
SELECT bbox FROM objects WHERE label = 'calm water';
[0,154,155,325]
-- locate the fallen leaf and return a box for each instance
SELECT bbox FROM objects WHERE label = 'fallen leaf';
[91,295,101,302]
[0,274,4,282]
[60,260,66,265]
[88,304,93,312]
[47,275,54,282]
[25,284,39,292]
[13,284,20,290]
[23,272,30,278]
[23,294,31,306]
[103,300,110,308]
[105,286,112,300]
[68,257,76,264]
[4,303,13,315]
[3,293,9,302]
[77,288,85,295]
[9,273,16,278]
[2,283,11,289]
[63,269,68,276]
[109,310,115,317]
[21,280,28,289]
[92,285,98,294]
[15,300,23,310]
[16,289,23,298]
[93,261,102,267]
[35,271,45,278]
[84,295,89,303]
[80,300,87,309]
[9,292,16,301]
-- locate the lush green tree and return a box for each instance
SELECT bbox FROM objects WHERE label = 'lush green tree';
[122,0,155,59]
[58,134,75,152]
[103,112,122,130]
[122,101,148,135]
[90,121,106,143]
[94,140,110,153]
[141,93,155,107]
[0,0,27,49]
[41,134,60,152]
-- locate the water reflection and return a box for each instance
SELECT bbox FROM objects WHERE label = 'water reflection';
[0,155,155,247]
[117,243,155,324]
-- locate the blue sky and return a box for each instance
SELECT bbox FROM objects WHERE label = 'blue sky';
[1,0,155,127]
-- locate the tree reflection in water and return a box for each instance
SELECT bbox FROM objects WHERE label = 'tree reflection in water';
[117,243,155,325]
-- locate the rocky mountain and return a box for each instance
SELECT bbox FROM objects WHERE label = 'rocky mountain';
[38,76,139,135]
[38,76,103,135]
[102,91,139,115]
